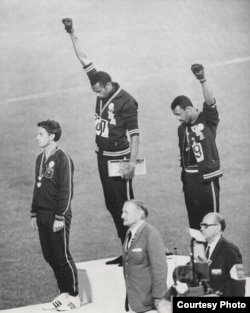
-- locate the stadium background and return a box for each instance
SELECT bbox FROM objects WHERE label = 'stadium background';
[0,0,249,309]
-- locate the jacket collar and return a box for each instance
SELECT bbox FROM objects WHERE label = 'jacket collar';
[124,222,147,253]
[210,236,224,260]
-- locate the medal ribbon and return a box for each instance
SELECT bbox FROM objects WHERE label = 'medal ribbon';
[37,153,45,187]
[99,87,121,117]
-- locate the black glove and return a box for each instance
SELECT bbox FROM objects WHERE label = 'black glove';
[62,18,74,34]
[191,63,205,81]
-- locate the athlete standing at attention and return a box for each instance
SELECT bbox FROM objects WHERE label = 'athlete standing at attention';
[31,120,80,311]
[62,18,140,266]
[171,64,222,230]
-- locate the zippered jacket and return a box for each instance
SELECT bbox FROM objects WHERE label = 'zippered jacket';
[84,63,139,158]
[31,148,73,221]
[178,102,223,182]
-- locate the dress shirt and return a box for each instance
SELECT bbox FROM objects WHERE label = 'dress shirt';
[207,235,222,259]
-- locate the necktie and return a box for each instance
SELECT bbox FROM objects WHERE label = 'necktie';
[205,245,210,259]
[125,231,132,251]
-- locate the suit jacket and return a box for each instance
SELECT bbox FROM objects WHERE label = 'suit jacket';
[209,236,246,296]
[122,222,167,312]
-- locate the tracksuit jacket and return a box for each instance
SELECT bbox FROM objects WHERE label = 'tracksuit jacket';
[178,102,223,182]
[84,63,139,158]
[31,148,73,221]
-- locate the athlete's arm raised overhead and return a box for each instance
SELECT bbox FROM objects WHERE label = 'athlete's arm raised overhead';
[191,63,215,106]
[62,18,92,67]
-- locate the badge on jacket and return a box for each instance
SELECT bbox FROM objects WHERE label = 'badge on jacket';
[132,248,143,252]
[211,269,222,276]
[230,264,246,280]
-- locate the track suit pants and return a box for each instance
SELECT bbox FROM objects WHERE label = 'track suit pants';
[182,172,220,230]
[37,211,78,296]
[97,154,134,244]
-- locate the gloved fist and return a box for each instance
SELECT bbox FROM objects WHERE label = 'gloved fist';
[191,63,205,80]
[62,18,74,34]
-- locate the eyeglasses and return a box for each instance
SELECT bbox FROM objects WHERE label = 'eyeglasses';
[200,223,218,229]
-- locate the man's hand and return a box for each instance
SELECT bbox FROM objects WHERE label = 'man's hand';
[31,217,38,230]
[191,63,205,81]
[154,298,161,309]
[122,163,135,180]
[156,299,172,313]
[62,18,74,34]
[53,219,64,232]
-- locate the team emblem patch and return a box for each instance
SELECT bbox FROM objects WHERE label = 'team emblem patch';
[45,166,54,179]
[230,264,246,280]
[108,103,116,125]
[49,161,55,168]
[198,123,204,131]
[191,123,205,140]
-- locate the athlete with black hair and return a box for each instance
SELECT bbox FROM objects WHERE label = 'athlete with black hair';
[171,64,222,230]
[62,18,140,266]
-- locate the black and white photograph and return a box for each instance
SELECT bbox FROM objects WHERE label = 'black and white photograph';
[0,0,249,312]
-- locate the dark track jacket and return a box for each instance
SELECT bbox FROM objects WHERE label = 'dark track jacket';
[31,148,73,221]
[83,63,139,158]
[178,102,223,182]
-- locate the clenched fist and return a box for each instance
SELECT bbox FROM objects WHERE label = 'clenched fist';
[62,18,74,34]
[191,63,205,81]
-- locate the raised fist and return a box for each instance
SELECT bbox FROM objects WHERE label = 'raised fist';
[191,63,205,80]
[62,18,74,34]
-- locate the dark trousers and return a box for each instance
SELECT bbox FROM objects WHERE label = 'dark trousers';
[37,212,78,296]
[97,155,134,244]
[182,172,220,230]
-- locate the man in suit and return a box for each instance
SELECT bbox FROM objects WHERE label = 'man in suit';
[200,212,246,296]
[121,200,167,313]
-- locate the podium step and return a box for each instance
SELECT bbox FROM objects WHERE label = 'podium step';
[1,256,249,313]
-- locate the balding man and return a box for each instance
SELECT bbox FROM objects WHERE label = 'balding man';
[122,200,167,313]
[200,212,246,296]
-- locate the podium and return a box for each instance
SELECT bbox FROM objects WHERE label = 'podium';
[77,269,92,304]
